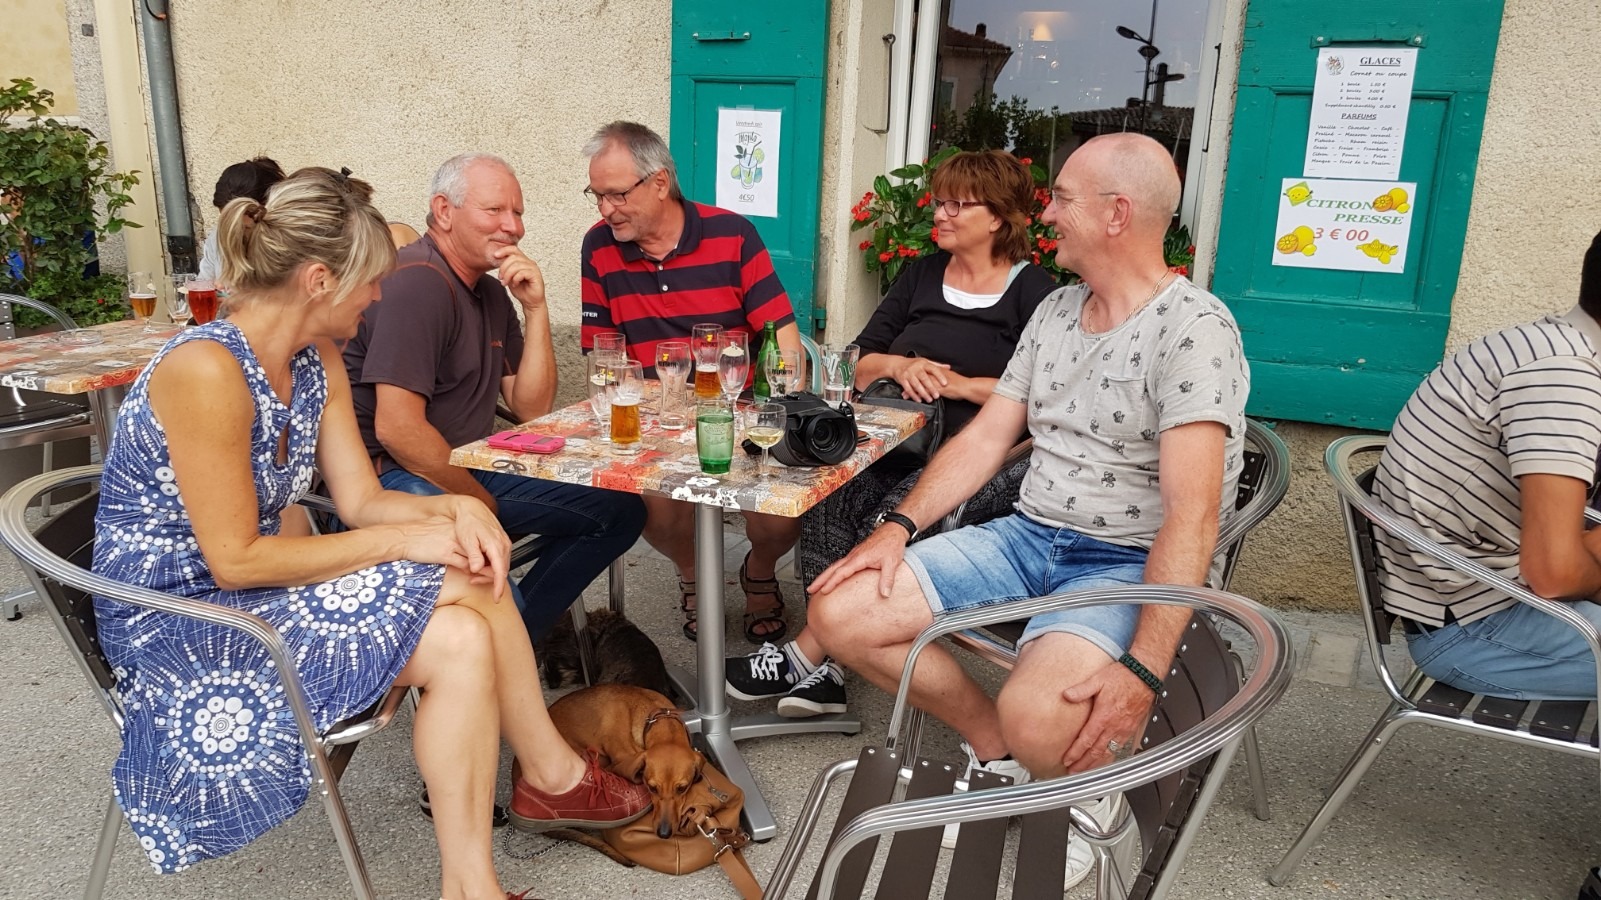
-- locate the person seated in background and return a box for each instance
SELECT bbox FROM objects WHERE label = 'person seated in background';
[342,152,645,642]
[197,156,284,283]
[1374,227,1601,701]
[803,134,1248,890]
[91,167,648,899]
[724,149,1058,718]
[579,120,802,644]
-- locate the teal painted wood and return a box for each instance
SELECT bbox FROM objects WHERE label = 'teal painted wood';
[1213,0,1504,429]
[670,0,829,334]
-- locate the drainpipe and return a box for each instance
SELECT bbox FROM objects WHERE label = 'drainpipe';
[138,0,195,273]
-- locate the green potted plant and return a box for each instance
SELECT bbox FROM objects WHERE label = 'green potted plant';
[1,78,140,329]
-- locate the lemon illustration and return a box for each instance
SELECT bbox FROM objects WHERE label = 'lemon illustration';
[1372,193,1394,212]
[1276,226,1317,256]
[1284,181,1312,206]
[1357,238,1398,264]
[1387,187,1411,214]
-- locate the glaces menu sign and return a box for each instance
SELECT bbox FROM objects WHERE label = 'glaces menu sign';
[1304,47,1417,180]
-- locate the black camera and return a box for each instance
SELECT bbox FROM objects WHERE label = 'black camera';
[742,392,858,467]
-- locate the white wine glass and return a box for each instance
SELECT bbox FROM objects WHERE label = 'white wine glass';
[748,402,785,479]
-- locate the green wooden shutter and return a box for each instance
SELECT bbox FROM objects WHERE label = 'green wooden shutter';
[670,1,829,334]
[1212,1,1504,428]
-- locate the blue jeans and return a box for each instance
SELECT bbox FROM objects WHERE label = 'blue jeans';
[378,467,646,641]
[903,512,1150,659]
[1405,600,1601,700]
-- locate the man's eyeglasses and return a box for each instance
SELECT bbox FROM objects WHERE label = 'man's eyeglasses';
[1049,190,1120,207]
[582,173,656,208]
[929,198,988,217]
[491,457,529,474]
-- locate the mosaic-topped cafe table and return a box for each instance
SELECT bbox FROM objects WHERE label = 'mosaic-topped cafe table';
[0,320,184,449]
[452,388,924,840]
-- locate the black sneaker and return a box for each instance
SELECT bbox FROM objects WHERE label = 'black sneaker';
[726,642,801,700]
[777,660,847,717]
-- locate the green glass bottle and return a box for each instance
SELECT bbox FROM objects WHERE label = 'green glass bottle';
[753,320,779,402]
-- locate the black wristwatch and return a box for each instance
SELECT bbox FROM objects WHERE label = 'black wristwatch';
[875,511,919,541]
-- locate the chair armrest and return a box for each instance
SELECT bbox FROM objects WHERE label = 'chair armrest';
[295,493,337,515]
[936,437,1034,535]
[885,584,1293,751]
[0,465,336,756]
[1326,435,1601,675]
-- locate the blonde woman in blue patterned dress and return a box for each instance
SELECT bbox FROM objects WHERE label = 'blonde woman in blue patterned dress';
[92,168,648,900]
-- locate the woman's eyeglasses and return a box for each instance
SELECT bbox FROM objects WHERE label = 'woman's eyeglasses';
[929,198,988,217]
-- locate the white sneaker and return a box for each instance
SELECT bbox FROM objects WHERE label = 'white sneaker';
[941,741,1031,850]
[1063,793,1130,892]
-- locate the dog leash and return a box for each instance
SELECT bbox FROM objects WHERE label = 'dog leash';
[699,812,763,900]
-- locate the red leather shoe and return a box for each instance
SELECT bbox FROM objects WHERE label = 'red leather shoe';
[508,751,651,832]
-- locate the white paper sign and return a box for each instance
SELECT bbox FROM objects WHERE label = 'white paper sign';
[1304,47,1417,180]
[1271,177,1416,273]
[715,108,782,218]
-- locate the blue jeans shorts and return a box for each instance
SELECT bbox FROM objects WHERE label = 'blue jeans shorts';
[903,512,1150,660]
[1405,599,1601,701]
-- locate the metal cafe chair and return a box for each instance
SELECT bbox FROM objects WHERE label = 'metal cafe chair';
[764,585,1294,900]
[940,417,1291,821]
[0,466,406,900]
[1268,435,1601,885]
[0,293,96,621]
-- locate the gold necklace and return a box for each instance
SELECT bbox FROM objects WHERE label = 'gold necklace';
[1085,271,1171,334]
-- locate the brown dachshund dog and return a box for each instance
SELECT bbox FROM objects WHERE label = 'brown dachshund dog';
[548,684,704,838]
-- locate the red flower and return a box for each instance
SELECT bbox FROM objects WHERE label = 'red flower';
[917,192,931,208]
[1032,252,1042,264]
[879,251,893,263]
[930,227,940,242]
[1019,157,1033,165]
[1169,265,1189,276]
[858,239,872,251]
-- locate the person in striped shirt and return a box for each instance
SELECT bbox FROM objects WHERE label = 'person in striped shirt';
[1375,229,1601,700]
[580,121,804,644]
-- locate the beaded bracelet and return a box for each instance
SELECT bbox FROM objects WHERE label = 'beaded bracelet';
[1118,652,1164,694]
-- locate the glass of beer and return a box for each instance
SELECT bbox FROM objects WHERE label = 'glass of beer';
[587,352,621,441]
[747,402,785,478]
[127,271,157,324]
[593,331,626,356]
[168,273,195,326]
[607,360,645,454]
[188,278,220,325]
[692,323,724,400]
[695,399,735,475]
[717,331,750,407]
[654,340,691,430]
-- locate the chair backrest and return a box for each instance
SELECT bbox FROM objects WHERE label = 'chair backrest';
[1215,419,1290,591]
[1126,613,1238,899]
[4,469,121,721]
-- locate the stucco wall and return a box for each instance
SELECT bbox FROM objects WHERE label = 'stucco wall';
[1221,0,1601,612]
[165,0,671,405]
[3,0,79,115]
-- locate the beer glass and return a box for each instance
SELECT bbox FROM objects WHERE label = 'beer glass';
[608,360,645,454]
[587,352,621,441]
[654,340,691,430]
[593,331,626,356]
[692,323,723,400]
[126,272,157,324]
[168,273,195,326]
[747,402,785,479]
[765,348,801,398]
[717,331,750,408]
[188,278,220,325]
[821,343,860,409]
[695,399,734,475]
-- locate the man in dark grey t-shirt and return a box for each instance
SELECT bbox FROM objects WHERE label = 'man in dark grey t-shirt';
[343,153,644,641]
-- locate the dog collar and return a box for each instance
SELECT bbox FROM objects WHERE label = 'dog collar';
[643,707,681,737]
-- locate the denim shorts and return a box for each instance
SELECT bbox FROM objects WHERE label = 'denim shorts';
[1404,599,1601,701]
[903,512,1150,659]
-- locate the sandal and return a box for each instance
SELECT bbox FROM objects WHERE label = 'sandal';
[739,554,788,644]
[679,579,698,642]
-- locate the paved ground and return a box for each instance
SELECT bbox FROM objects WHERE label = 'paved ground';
[3,529,1597,899]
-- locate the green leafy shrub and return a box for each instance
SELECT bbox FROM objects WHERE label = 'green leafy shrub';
[1,78,140,327]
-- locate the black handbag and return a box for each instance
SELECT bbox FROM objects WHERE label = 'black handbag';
[855,377,944,466]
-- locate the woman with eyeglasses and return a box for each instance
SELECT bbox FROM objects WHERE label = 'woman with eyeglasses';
[91,167,647,899]
[724,149,1059,718]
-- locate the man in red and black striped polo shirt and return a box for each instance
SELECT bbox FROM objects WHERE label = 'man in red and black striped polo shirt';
[580,120,802,646]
